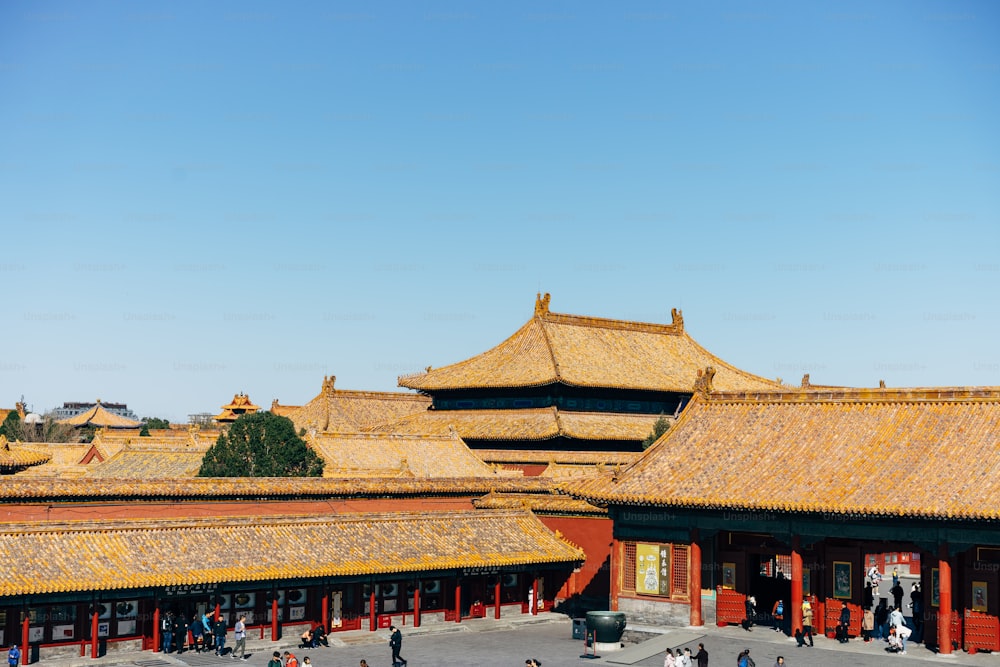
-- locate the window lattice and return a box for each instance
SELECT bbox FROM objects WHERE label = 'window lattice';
[622,542,637,592]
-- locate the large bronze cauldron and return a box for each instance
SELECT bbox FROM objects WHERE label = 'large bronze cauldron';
[585,611,626,643]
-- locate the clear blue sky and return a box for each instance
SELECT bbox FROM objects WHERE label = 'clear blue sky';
[2,1,998,423]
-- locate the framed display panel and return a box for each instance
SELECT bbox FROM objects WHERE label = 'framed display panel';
[833,561,852,599]
[722,562,736,590]
[973,581,988,612]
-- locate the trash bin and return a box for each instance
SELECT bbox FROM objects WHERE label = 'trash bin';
[572,618,587,640]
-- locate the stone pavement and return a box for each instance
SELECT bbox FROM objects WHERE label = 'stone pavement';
[27,615,998,667]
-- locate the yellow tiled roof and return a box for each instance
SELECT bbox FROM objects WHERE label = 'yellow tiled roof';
[0,438,52,469]
[14,442,101,477]
[58,403,141,428]
[219,393,260,411]
[571,387,1000,520]
[84,449,206,478]
[473,491,608,515]
[0,510,584,595]
[309,431,505,478]
[280,376,431,433]
[373,406,664,442]
[399,294,782,393]
[474,449,639,466]
[0,475,555,500]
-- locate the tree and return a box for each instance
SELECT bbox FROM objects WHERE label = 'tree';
[0,411,20,439]
[198,412,324,477]
[139,417,171,437]
[641,415,671,450]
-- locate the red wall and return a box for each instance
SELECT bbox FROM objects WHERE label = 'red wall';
[538,515,612,605]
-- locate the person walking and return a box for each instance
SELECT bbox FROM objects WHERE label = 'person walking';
[231,614,247,660]
[389,625,407,667]
[678,647,693,667]
[7,643,20,667]
[800,596,814,646]
[161,611,174,654]
[771,599,785,633]
[284,651,299,667]
[663,648,675,667]
[694,642,709,667]
[267,651,282,667]
[213,614,228,656]
[890,580,904,611]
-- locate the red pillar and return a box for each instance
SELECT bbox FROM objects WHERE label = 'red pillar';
[791,535,803,635]
[413,586,421,628]
[610,538,620,612]
[321,591,329,631]
[369,591,377,632]
[91,608,99,659]
[270,597,279,641]
[938,544,953,655]
[690,529,703,626]
[494,580,501,620]
[531,577,539,615]
[20,615,29,666]
[152,607,160,653]
[454,582,462,623]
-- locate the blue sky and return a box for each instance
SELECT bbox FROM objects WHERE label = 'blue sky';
[2,0,998,423]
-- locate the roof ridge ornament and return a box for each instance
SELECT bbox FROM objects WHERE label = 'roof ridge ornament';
[801,373,811,388]
[693,366,716,395]
[322,375,336,394]
[671,307,684,331]
[535,292,551,316]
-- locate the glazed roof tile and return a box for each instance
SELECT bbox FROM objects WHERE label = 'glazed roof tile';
[474,449,639,466]
[571,387,1000,520]
[280,376,431,433]
[84,448,206,478]
[58,403,141,428]
[309,431,508,478]
[0,438,52,469]
[372,407,664,442]
[399,294,782,393]
[473,491,608,515]
[0,475,554,501]
[0,509,584,596]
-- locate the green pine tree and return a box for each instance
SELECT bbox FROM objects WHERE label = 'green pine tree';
[641,415,671,450]
[198,412,324,477]
[0,411,21,439]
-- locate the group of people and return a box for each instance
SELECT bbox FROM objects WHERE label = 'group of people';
[267,650,321,667]
[159,611,251,659]
[663,642,709,666]
[299,624,330,649]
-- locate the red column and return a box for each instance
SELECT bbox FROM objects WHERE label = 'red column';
[91,608,99,659]
[494,580,501,620]
[938,545,953,655]
[152,607,161,653]
[20,615,29,666]
[413,586,421,628]
[610,538,621,612]
[369,591,377,632]
[271,597,279,641]
[791,535,803,635]
[531,577,539,615]
[321,591,329,632]
[454,582,462,623]
[690,529,703,626]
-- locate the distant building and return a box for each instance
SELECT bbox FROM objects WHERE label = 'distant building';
[214,393,260,423]
[53,400,138,422]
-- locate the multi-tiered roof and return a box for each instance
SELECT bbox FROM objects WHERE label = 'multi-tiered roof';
[394,294,781,450]
[400,293,781,393]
